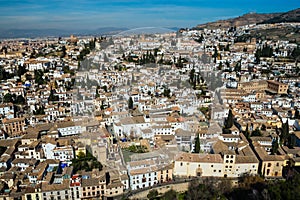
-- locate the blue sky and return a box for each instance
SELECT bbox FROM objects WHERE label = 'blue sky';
[0,0,299,30]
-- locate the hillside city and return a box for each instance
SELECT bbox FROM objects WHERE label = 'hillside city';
[0,21,300,200]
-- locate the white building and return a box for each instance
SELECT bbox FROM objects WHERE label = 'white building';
[0,103,14,119]
[127,160,158,190]
[53,145,74,162]
[57,122,82,137]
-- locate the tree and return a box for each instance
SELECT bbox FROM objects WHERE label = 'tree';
[0,67,10,80]
[163,87,171,98]
[251,128,262,137]
[147,189,159,200]
[3,93,13,103]
[128,97,133,110]
[34,105,45,115]
[225,109,234,129]
[48,89,59,102]
[161,189,177,200]
[189,68,196,85]
[101,85,108,93]
[15,95,26,105]
[71,151,102,173]
[287,134,296,149]
[95,86,100,98]
[224,44,230,51]
[212,47,218,63]
[17,65,27,77]
[280,119,289,145]
[185,179,220,200]
[234,61,241,72]
[34,69,45,85]
[218,62,223,70]
[194,133,200,153]
[271,138,279,155]
[61,45,66,58]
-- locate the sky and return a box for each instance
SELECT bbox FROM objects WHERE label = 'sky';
[0,0,299,31]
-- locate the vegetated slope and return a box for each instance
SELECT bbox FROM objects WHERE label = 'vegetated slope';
[195,13,281,29]
[261,8,300,24]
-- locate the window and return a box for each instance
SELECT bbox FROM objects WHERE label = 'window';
[180,162,183,166]
[267,163,271,167]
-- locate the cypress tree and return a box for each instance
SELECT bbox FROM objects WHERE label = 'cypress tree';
[271,138,279,155]
[225,109,234,129]
[128,97,133,110]
[281,119,289,145]
[194,133,201,153]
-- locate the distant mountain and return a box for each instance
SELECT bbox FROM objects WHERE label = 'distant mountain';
[90,27,129,35]
[260,8,300,24]
[166,27,180,31]
[195,13,281,30]
[0,27,129,39]
[0,29,71,39]
[0,26,178,39]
